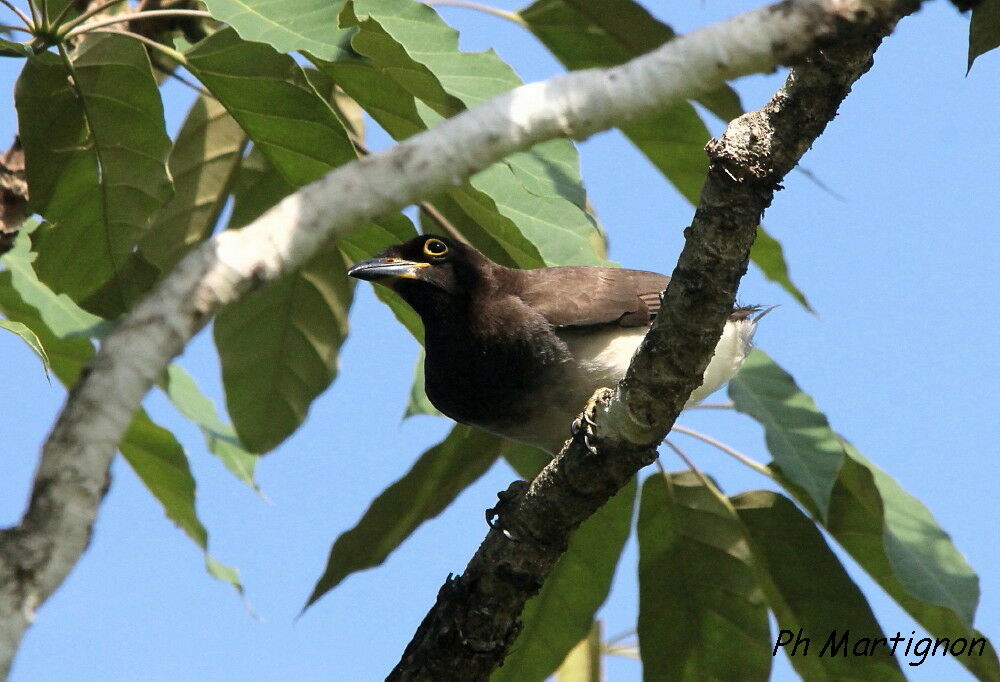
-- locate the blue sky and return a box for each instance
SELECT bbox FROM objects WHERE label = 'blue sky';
[1,0,998,680]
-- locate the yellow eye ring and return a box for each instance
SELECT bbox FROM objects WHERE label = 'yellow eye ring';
[423,238,449,258]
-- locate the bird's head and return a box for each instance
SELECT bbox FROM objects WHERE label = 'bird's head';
[347,235,493,315]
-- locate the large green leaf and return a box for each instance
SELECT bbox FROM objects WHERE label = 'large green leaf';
[637,472,771,681]
[735,352,998,680]
[214,242,354,453]
[199,0,356,60]
[120,410,243,594]
[16,35,172,303]
[823,444,999,681]
[969,0,1000,72]
[1,225,103,339]
[733,490,905,681]
[161,364,260,492]
[327,0,606,267]
[494,478,635,682]
[0,39,31,58]
[305,425,506,609]
[220,147,417,452]
[186,28,357,188]
[316,57,544,269]
[0,318,49,376]
[0,272,93,385]
[728,349,844,520]
[139,95,248,272]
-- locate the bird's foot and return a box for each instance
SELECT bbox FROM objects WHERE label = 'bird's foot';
[571,387,614,455]
[486,480,530,542]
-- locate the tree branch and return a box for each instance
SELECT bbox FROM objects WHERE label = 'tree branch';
[387,5,913,682]
[0,0,917,677]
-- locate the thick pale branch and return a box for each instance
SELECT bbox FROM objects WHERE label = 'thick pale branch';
[0,0,916,677]
[388,5,913,682]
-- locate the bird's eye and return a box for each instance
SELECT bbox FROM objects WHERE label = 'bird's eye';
[423,239,449,258]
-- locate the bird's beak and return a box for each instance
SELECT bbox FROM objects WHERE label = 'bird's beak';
[347,257,430,282]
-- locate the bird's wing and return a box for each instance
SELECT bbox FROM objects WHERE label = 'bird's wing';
[518,267,670,328]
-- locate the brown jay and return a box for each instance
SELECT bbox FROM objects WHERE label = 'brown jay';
[348,234,765,454]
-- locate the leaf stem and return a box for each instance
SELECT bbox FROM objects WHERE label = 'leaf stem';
[0,0,34,29]
[0,22,31,32]
[52,0,125,34]
[352,135,471,245]
[424,0,526,27]
[671,424,775,480]
[687,401,734,410]
[64,8,212,38]
[88,26,187,64]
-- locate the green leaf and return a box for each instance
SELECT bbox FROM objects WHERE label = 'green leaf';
[637,472,771,682]
[16,35,172,303]
[728,349,844,520]
[0,39,31,58]
[214,241,354,453]
[324,0,606,267]
[305,425,505,609]
[161,363,260,492]
[120,410,243,593]
[220,148,417,452]
[554,621,602,682]
[749,226,813,311]
[732,490,905,681]
[969,0,1000,72]
[0,319,50,376]
[403,350,442,419]
[0,272,94,386]
[519,0,741,122]
[0,225,103,339]
[519,0,721,203]
[739,352,998,680]
[820,443,999,681]
[316,57,542,269]
[139,94,248,272]
[494,478,635,682]
[186,28,358,188]
[199,0,356,60]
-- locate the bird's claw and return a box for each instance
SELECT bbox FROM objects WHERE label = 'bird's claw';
[571,387,612,455]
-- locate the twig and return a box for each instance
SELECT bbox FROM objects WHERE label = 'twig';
[670,424,774,479]
[88,27,187,63]
[0,0,33,29]
[64,8,212,38]
[351,135,470,244]
[687,401,734,410]
[424,0,526,27]
[661,437,717,494]
[53,0,125,34]
[417,201,470,245]
[154,62,212,96]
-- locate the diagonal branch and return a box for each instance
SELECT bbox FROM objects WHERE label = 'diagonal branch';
[388,5,914,682]
[0,0,917,677]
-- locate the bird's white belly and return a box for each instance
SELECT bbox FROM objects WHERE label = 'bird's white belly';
[500,319,755,453]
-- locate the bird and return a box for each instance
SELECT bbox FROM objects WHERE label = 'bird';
[348,234,767,454]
